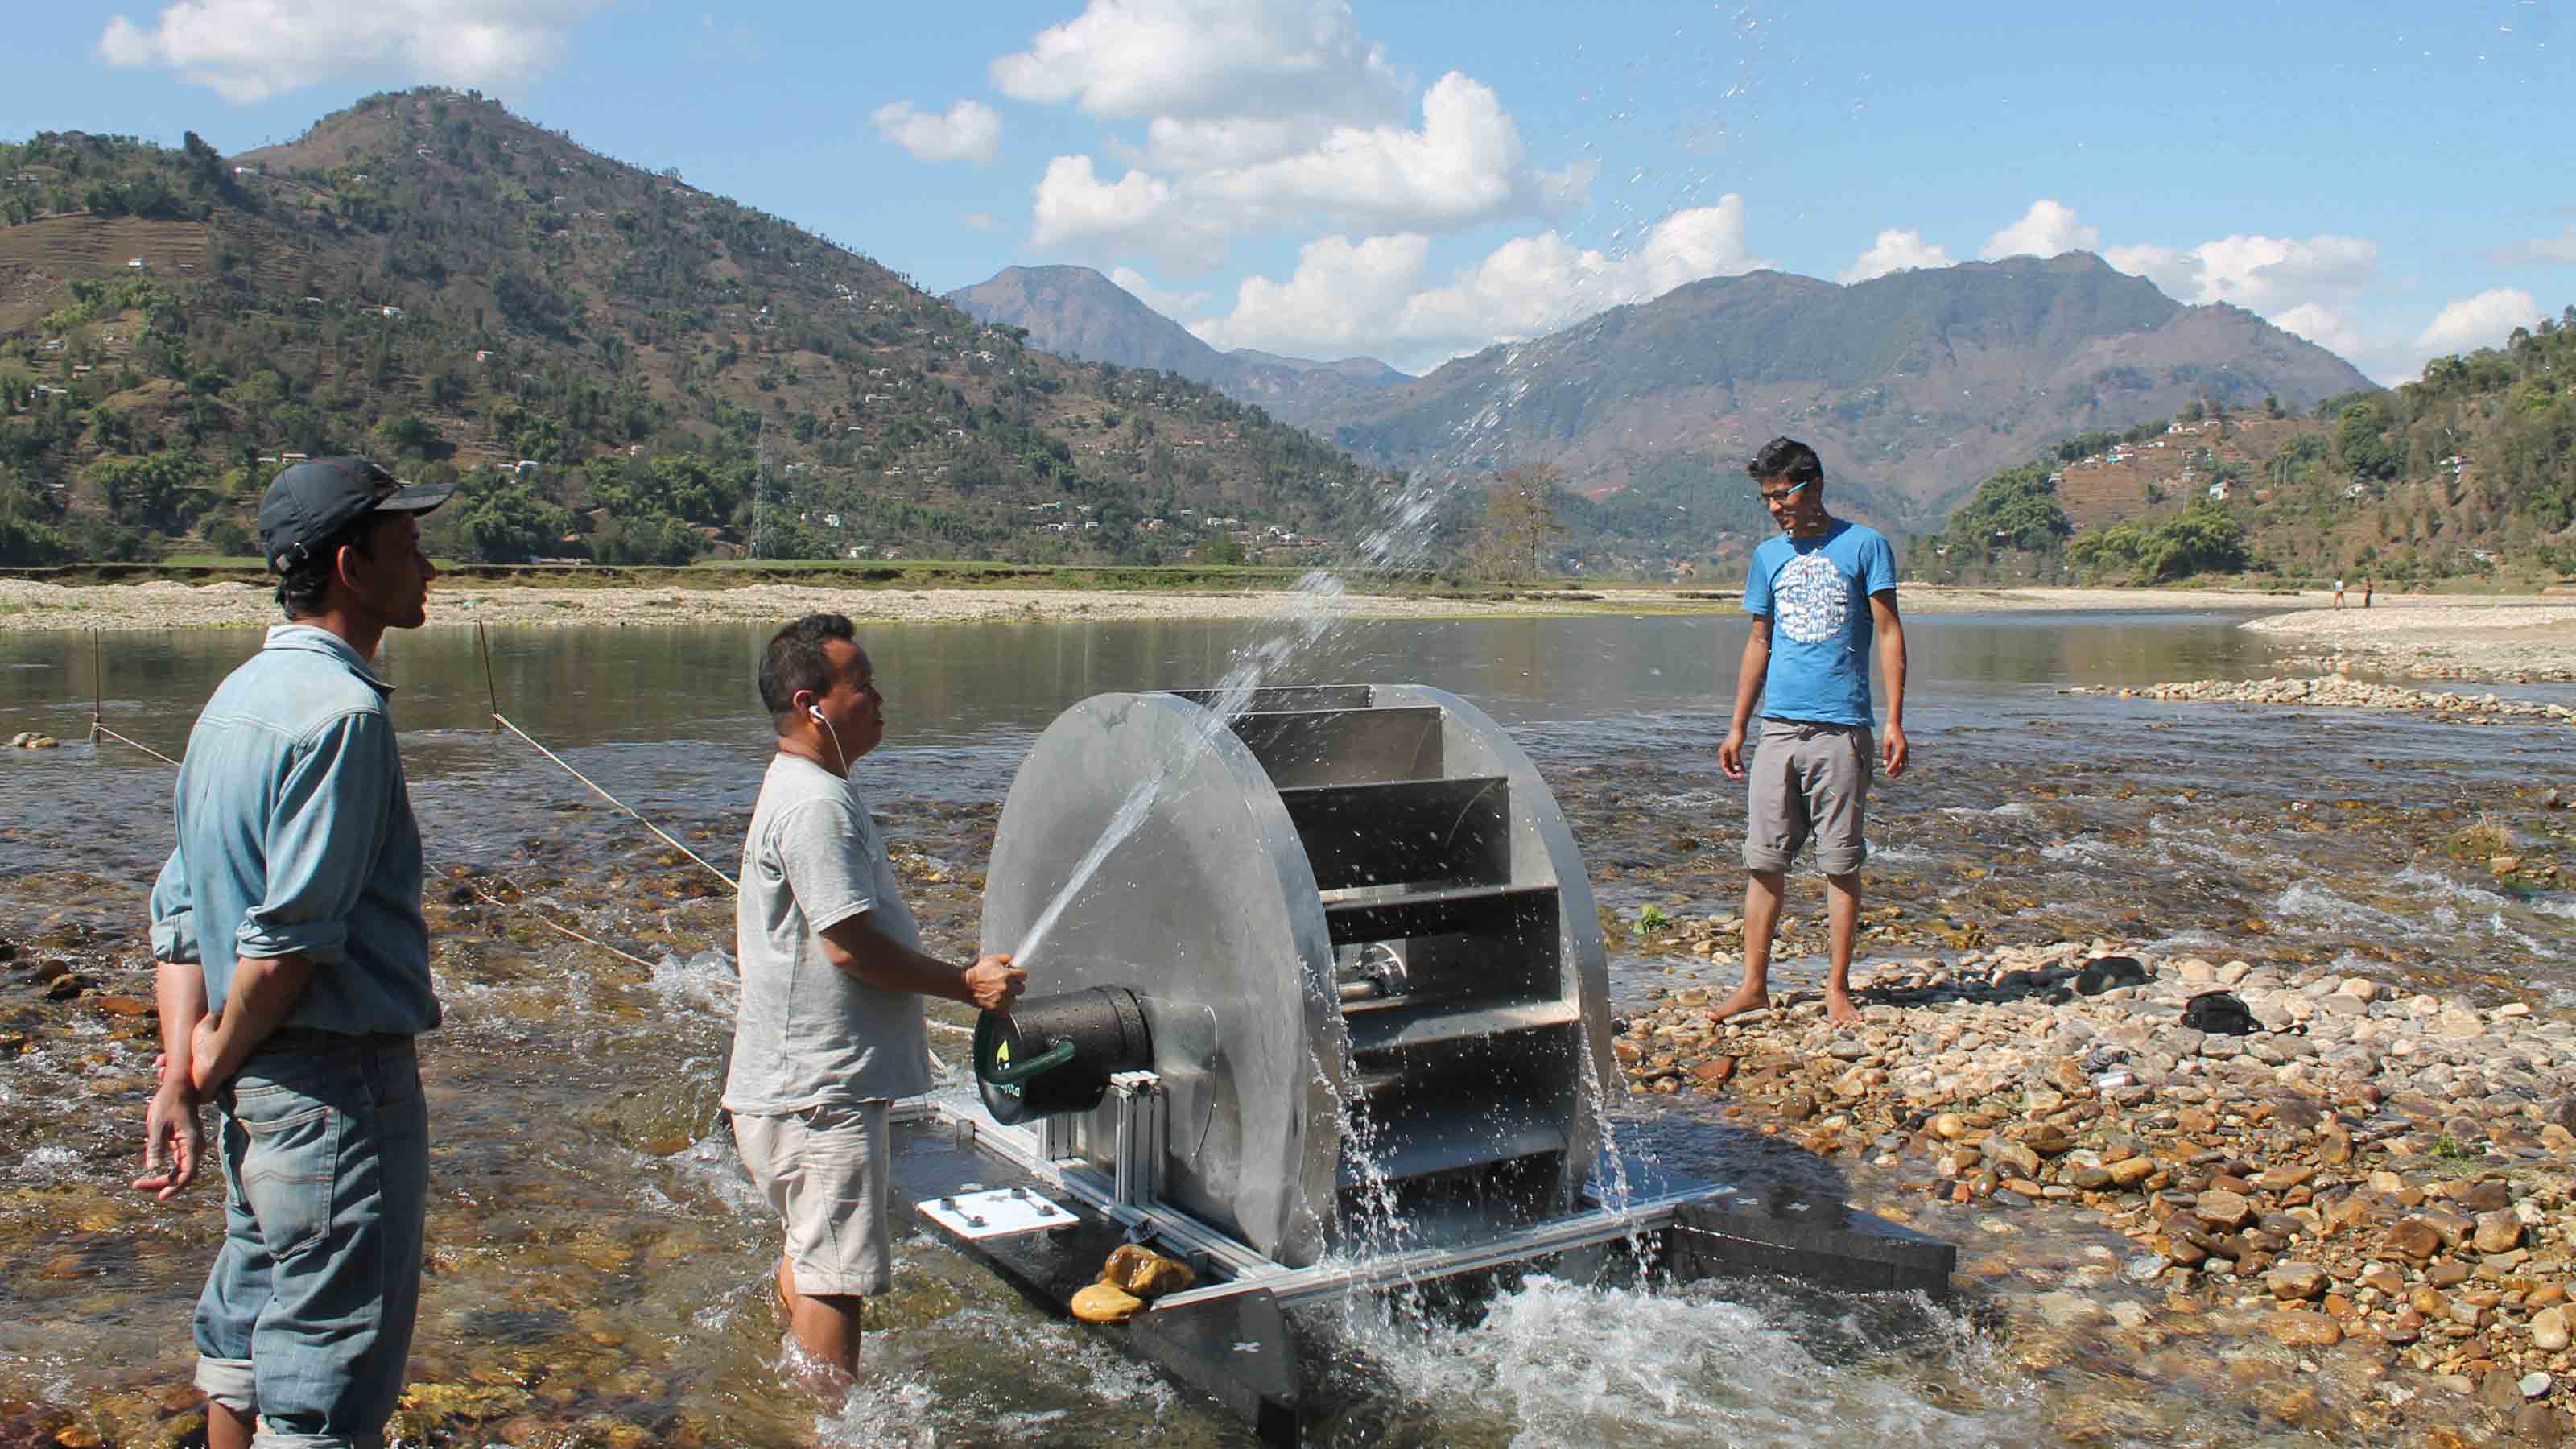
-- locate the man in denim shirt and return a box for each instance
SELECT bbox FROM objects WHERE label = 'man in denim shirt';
[136,457,451,1449]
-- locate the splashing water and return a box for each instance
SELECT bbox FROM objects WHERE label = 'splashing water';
[1325,1274,2036,1449]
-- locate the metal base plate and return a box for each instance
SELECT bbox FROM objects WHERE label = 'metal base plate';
[916,1187,1077,1241]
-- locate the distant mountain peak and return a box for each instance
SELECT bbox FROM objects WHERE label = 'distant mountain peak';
[946,266,1411,425]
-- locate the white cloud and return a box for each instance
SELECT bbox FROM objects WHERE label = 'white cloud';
[1838,228,1952,284]
[2487,225,2576,266]
[97,0,603,103]
[2104,233,2378,316]
[1031,72,1587,270]
[1189,199,1766,368]
[870,99,1001,166]
[992,0,1407,130]
[1979,200,2099,261]
[1190,233,1430,355]
[2416,288,2541,356]
[958,211,1001,233]
[2268,302,2367,360]
[1031,155,1221,267]
[1108,266,1209,318]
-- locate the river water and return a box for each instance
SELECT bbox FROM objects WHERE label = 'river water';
[2,609,2572,1447]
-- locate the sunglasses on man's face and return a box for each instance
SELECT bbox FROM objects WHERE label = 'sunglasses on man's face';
[1757,481,1810,506]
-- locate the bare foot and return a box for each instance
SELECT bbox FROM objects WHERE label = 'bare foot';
[780,1330,857,1406]
[1823,989,1863,1026]
[1707,984,1771,1021]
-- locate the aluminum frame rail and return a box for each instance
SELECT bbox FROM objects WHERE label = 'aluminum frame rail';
[914,1092,1733,1311]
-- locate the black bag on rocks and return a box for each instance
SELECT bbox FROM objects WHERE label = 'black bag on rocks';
[2182,990,2256,1036]
[2073,956,2149,996]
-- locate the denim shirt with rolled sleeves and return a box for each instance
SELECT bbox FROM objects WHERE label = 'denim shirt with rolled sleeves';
[148,625,440,1037]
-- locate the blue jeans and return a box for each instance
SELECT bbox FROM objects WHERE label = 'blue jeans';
[194,1031,428,1449]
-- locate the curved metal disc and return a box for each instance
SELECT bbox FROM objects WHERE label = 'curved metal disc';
[980,692,1345,1265]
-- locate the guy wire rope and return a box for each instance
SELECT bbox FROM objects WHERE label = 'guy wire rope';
[81,631,665,971]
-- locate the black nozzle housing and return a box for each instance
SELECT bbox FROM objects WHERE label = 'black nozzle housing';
[973,985,1152,1125]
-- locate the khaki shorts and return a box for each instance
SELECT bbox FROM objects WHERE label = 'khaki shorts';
[1742,718,1875,876]
[732,1100,894,1298]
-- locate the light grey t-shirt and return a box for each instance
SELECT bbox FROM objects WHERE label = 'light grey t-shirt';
[723,753,931,1114]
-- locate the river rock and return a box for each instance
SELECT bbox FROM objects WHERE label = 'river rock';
[2476,1211,2525,1254]
[2256,1164,2315,1193]
[2383,1218,2444,1262]
[2195,1189,2256,1230]
[2107,1158,2157,1188]
[2265,1311,2342,1347]
[1987,1138,2041,1179]
[2266,1261,2328,1302]
[2535,1307,2572,1352]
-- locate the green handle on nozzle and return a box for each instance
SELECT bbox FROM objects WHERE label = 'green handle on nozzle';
[975,1007,1079,1088]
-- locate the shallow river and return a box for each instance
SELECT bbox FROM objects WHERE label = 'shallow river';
[2,609,2571,1447]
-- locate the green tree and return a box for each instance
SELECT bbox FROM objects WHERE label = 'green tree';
[93,451,206,533]
[591,510,700,565]
[1941,463,2070,556]
[1472,464,1570,582]
[2336,402,2406,481]
[448,470,572,561]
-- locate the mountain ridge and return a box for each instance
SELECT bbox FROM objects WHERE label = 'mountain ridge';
[0,92,1394,568]
[944,265,1410,428]
[951,250,2374,566]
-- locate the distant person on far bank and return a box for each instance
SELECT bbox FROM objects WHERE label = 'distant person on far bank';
[2363,576,2373,609]
[2334,576,2347,609]
[726,613,1025,1395]
[1714,438,1907,1027]
[137,457,452,1449]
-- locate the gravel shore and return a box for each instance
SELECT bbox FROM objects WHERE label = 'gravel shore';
[2244,605,2576,683]
[0,576,1651,631]
[2070,676,2576,727]
[1624,927,2576,1444]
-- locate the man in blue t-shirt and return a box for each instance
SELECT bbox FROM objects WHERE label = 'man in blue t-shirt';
[1714,437,1909,1026]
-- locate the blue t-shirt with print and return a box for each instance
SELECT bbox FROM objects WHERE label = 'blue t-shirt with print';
[1741,518,1898,727]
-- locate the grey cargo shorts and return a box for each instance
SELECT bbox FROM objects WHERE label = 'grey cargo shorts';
[1742,717,1875,875]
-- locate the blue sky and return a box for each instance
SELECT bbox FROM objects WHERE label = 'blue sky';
[9,1,2570,382]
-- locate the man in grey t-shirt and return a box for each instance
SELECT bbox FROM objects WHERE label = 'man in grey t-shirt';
[725,613,1023,1392]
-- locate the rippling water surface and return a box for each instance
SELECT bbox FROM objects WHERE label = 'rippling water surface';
[2,610,2570,1446]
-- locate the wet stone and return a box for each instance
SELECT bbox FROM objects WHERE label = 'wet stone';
[2195,1189,2256,1229]
[2265,1311,2343,1348]
[2384,1218,2445,1262]
[2533,1306,2571,1352]
[2478,1212,2527,1254]
[2267,1261,2329,1302]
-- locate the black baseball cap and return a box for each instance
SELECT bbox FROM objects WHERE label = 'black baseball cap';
[257,457,454,572]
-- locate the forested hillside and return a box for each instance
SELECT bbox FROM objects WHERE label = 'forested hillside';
[0,89,1395,568]
[1921,308,2576,587]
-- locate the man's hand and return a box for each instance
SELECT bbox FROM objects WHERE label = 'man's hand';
[132,1079,202,1201]
[961,954,1026,1013]
[1881,721,1909,779]
[188,1011,227,1095]
[1719,725,1748,782]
